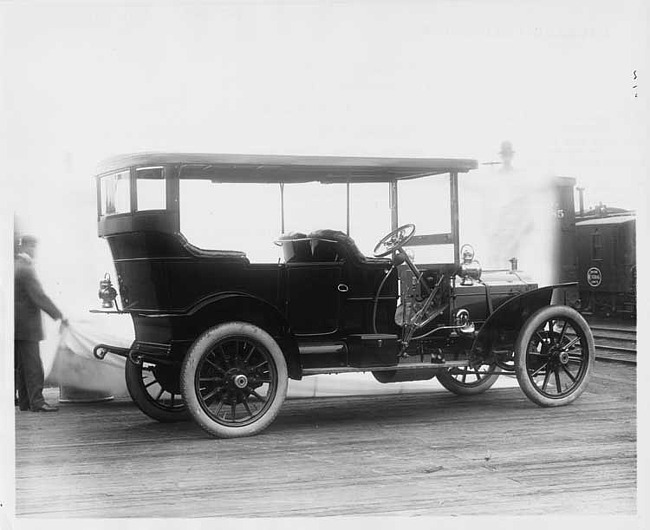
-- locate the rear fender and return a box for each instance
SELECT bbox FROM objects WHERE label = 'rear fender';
[190,292,302,379]
[470,282,578,359]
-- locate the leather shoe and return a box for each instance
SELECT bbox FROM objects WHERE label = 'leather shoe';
[31,403,59,412]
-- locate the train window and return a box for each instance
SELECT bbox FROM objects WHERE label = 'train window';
[592,231,603,260]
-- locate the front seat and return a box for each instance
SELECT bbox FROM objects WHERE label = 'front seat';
[308,229,390,264]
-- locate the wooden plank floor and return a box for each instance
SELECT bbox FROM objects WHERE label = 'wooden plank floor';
[13,361,636,518]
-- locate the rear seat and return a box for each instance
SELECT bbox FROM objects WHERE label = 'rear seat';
[276,232,312,262]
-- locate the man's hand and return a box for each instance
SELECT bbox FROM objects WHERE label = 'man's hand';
[59,317,69,331]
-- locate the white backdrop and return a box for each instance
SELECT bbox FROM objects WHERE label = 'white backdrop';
[1,1,647,528]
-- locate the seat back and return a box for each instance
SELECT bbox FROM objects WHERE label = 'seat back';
[276,232,312,262]
[308,229,368,263]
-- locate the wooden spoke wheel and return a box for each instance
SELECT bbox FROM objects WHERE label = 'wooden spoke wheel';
[125,360,189,422]
[180,322,288,438]
[436,364,501,395]
[515,306,595,407]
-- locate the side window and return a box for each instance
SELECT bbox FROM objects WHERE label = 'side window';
[100,170,130,215]
[179,180,281,262]
[283,182,347,234]
[349,182,391,255]
[592,230,602,260]
[136,167,166,211]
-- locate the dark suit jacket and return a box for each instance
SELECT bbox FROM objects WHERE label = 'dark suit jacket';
[14,254,62,341]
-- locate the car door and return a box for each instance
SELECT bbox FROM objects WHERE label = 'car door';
[285,263,343,335]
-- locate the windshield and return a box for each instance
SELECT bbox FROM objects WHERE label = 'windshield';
[398,174,454,263]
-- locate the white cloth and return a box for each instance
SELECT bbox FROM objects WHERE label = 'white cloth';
[47,322,128,395]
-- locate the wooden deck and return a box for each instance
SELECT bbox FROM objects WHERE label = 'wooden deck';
[12,361,636,519]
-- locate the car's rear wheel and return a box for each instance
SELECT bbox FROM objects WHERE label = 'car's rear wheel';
[180,322,288,438]
[514,305,595,407]
[125,359,189,422]
[436,364,501,395]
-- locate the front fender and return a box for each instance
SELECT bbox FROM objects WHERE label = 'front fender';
[470,282,578,357]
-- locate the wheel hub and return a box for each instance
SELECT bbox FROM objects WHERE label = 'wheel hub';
[546,344,570,366]
[233,374,248,389]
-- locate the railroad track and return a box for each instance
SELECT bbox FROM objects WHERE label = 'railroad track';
[564,322,636,365]
[590,323,637,365]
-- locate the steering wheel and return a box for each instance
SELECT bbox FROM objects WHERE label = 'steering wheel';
[373,224,416,257]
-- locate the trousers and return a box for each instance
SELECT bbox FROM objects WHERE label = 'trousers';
[15,340,46,410]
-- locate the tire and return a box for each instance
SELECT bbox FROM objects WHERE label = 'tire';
[125,359,189,422]
[180,322,288,438]
[514,305,595,407]
[436,364,501,395]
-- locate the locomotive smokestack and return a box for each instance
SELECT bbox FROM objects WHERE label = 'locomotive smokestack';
[577,187,585,216]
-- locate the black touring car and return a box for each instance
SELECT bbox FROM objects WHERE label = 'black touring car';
[92,153,595,438]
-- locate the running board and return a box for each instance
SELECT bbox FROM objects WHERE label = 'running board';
[302,360,469,376]
[299,343,346,355]
[298,334,397,356]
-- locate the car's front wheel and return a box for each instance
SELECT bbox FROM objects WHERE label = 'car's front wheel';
[514,305,595,407]
[180,322,288,438]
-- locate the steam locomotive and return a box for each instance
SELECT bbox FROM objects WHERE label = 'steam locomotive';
[552,181,636,319]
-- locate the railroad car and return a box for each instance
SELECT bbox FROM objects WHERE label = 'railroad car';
[575,212,636,317]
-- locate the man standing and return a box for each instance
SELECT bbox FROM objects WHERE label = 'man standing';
[483,141,557,286]
[15,235,68,412]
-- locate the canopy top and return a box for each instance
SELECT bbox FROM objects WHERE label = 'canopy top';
[96,152,478,183]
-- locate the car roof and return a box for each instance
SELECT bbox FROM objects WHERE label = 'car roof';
[96,152,478,183]
[575,214,636,227]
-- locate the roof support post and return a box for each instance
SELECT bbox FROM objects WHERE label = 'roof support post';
[346,181,351,235]
[129,167,137,214]
[450,171,460,265]
[389,180,399,230]
[280,182,285,234]
[167,165,181,233]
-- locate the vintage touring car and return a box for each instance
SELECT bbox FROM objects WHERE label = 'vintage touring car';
[92,153,595,438]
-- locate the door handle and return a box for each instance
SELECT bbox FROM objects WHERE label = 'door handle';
[337,283,349,293]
